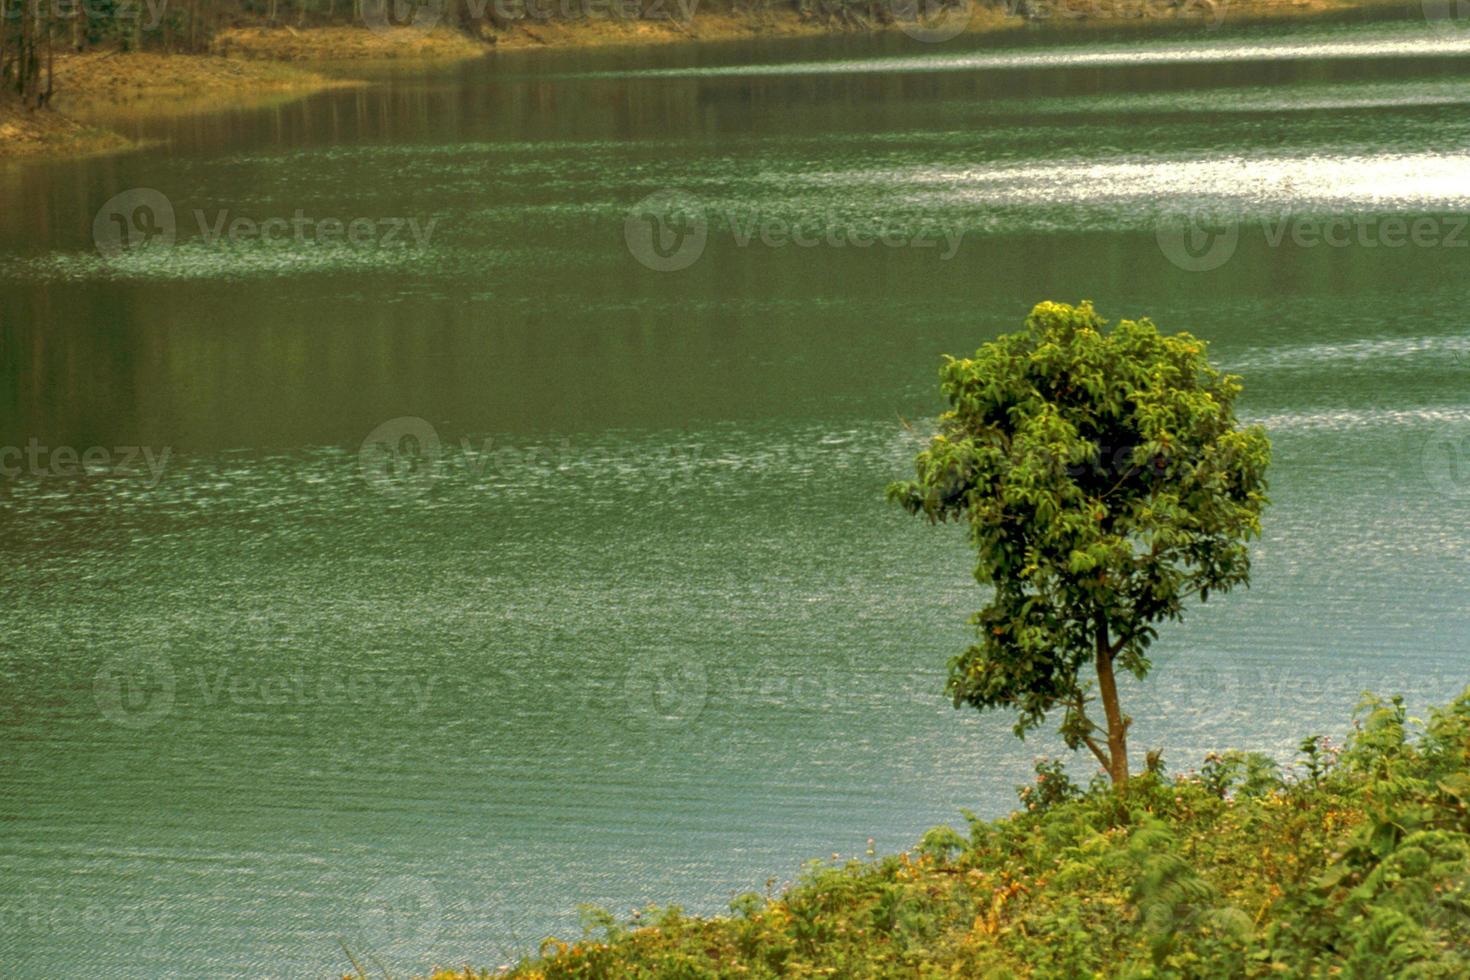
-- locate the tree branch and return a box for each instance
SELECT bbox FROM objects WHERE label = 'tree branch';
[1094,611,1130,784]
[1081,733,1112,771]
[1066,695,1112,771]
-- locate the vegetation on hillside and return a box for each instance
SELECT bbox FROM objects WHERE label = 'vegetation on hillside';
[416,689,1470,978]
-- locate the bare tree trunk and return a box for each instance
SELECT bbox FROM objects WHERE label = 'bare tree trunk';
[1095,614,1130,786]
[41,3,50,107]
[22,0,40,107]
[1,0,11,97]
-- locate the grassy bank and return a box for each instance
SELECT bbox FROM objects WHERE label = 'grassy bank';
[131,0,1418,61]
[0,16,479,161]
[0,52,359,160]
[210,6,1020,57]
[0,94,136,159]
[49,50,364,119]
[411,689,1470,978]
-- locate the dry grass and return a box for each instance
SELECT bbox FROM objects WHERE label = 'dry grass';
[0,96,135,160]
[212,24,490,61]
[49,50,360,119]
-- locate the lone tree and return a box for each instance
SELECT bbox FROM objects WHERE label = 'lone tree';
[889,301,1270,786]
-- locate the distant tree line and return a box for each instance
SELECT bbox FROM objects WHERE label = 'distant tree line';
[1,0,971,110]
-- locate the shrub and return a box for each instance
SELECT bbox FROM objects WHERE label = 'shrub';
[422,687,1470,980]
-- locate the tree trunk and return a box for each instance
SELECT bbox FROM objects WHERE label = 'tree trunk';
[22,0,41,107]
[41,2,50,108]
[1095,614,1130,786]
[2,0,11,98]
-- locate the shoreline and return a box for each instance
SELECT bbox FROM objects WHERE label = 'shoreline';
[0,0,1416,163]
[1,54,366,162]
[424,690,1470,979]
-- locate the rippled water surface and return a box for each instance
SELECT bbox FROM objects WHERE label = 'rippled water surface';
[3,13,1470,978]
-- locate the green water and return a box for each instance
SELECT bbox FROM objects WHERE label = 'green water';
[4,13,1470,977]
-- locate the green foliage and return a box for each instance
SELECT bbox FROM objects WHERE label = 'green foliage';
[1296,733,1342,788]
[438,688,1470,980]
[1016,756,1083,814]
[575,905,627,944]
[1198,749,1282,800]
[917,824,969,862]
[887,301,1270,778]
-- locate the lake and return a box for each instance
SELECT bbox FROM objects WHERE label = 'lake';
[2,11,1469,977]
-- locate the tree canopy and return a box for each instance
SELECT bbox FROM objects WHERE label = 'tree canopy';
[888,301,1271,784]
